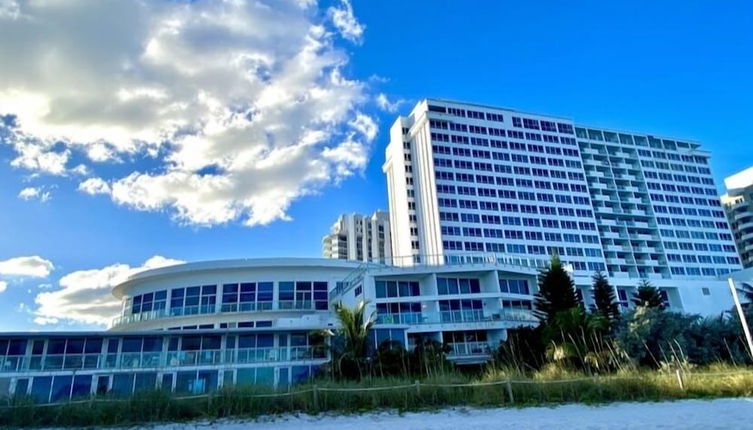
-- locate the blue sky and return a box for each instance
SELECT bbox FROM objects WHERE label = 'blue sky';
[0,0,751,331]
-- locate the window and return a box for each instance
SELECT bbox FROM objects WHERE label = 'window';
[375,280,420,298]
[500,279,530,295]
[437,277,481,295]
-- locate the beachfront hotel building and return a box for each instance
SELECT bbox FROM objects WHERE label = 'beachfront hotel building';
[322,211,392,263]
[721,167,753,268]
[0,98,746,404]
[0,257,539,403]
[383,99,742,311]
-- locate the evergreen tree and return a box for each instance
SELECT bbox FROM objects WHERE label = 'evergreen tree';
[534,254,579,322]
[631,280,665,310]
[591,271,620,322]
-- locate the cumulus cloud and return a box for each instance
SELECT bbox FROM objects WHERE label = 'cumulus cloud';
[34,255,184,326]
[78,177,111,195]
[0,255,54,278]
[375,93,406,113]
[328,0,365,43]
[0,280,7,293]
[0,0,376,227]
[18,186,52,202]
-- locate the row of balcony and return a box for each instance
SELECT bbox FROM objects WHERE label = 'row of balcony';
[0,346,319,374]
[112,300,324,328]
[375,310,537,326]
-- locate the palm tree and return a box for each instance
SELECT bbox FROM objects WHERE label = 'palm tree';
[631,280,665,310]
[333,300,375,379]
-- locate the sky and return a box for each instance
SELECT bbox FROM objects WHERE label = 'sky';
[0,0,751,331]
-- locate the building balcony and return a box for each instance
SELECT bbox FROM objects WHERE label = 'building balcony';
[605,244,629,252]
[376,310,537,326]
[447,342,492,358]
[606,258,627,265]
[632,233,655,240]
[633,246,657,253]
[111,301,322,329]
[0,346,319,375]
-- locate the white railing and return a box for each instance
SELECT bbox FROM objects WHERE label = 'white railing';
[0,346,320,374]
[375,310,537,326]
[447,342,492,357]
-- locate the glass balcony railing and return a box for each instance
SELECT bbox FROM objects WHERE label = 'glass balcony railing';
[376,310,536,326]
[112,301,290,328]
[447,342,492,357]
[0,346,318,374]
[219,302,274,313]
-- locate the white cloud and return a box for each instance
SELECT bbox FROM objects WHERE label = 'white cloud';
[34,255,184,327]
[328,0,365,43]
[0,255,54,278]
[78,177,111,195]
[0,280,7,293]
[375,93,406,113]
[0,0,377,227]
[18,186,52,202]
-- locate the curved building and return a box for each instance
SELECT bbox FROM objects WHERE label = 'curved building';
[0,256,543,403]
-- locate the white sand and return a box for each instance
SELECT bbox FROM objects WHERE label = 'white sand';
[136,398,753,430]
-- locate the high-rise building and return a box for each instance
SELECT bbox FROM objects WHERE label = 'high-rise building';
[322,211,392,263]
[721,167,753,268]
[384,99,741,309]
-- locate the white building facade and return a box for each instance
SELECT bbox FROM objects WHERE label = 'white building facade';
[384,99,741,313]
[721,167,753,268]
[0,257,541,402]
[322,211,392,263]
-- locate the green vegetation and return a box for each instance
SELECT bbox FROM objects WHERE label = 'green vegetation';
[3,258,753,427]
[631,280,666,310]
[591,271,620,325]
[3,365,753,428]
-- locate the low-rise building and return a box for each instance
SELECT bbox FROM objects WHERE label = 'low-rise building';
[0,256,736,402]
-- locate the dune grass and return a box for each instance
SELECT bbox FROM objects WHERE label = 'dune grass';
[3,364,753,428]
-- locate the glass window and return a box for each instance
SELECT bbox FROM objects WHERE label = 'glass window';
[71,375,91,399]
[279,282,295,302]
[51,375,73,402]
[258,282,273,307]
[256,367,274,385]
[375,281,387,298]
[48,339,66,355]
[240,283,255,305]
[185,287,200,307]
[141,292,154,312]
[122,338,142,353]
[142,337,162,352]
[202,335,221,350]
[134,373,157,393]
[291,366,311,384]
[8,339,26,355]
[236,368,255,385]
[66,339,84,354]
[257,334,274,348]
[181,336,201,351]
[31,376,52,403]
[222,284,238,304]
[85,338,103,354]
[32,340,45,355]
